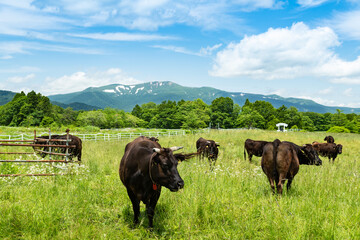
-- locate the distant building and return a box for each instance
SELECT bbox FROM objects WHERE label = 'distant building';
[276,123,288,132]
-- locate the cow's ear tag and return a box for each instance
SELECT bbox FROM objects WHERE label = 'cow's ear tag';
[153,183,159,191]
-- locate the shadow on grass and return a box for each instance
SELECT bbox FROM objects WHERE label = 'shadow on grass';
[120,202,172,236]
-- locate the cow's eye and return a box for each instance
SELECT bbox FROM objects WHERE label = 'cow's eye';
[162,164,169,171]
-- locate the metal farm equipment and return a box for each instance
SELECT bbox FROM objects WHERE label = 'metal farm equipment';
[0,129,79,177]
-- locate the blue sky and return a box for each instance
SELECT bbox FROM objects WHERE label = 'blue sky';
[1,0,360,108]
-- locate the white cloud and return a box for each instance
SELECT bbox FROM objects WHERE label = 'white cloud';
[152,45,200,56]
[42,68,142,95]
[330,10,360,40]
[297,0,332,8]
[319,87,333,95]
[0,66,41,74]
[153,43,223,56]
[70,32,176,41]
[27,0,281,31]
[0,0,36,10]
[0,41,101,58]
[210,22,360,84]
[0,7,70,37]
[7,73,35,83]
[200,44,223,56]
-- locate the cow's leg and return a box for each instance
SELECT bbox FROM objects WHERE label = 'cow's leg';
[146,190,161,228]
[249,154,253,162]
[126,188,140,225]
[78,150,82,162]
[267,177,275,193]
[277,173,286,195]
[286,178,293,191]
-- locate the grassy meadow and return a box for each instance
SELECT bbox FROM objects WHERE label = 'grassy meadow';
[0,129,359,239]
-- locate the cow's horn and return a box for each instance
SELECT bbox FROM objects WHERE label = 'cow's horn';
[153,148,161,153]
[170,146,183,151]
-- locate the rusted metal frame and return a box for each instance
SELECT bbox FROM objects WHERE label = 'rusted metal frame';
[0,129,77,177]
[0,173,67,177]
[34,150,68,156]
[0,140,35,143]
[0,152,34,154]
[0,160,67,163]
[48,129,52,160]
[34,138,68,142]
[65,129,70,162]
[0,143,76,148]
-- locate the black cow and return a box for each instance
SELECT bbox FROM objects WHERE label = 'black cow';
[261,140,322,194]
[119,136,196,228]
[312,142,342,162]
[283,141,322,166]
[244,139,269,162]
[324,136,335,143]
[196,137,219,168]
[33,134,82,161]
[146,136,159,142]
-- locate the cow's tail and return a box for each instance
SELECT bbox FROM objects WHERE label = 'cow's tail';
[244,149,246,161]
[272,139,281,183]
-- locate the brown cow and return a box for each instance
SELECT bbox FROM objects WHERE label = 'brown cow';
[312,142,342,162]
[324,136,335,143]
[196,137,219,168]
[119,136,196,228]
[244,139,269,162]
[262,139,322,194]
[261,140,298,194]
[283,141,322,166]
[145,136,159,142]
[34,134,82,161]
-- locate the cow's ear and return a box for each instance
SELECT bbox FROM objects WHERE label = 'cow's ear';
[174,152,197,162]
[174,154,186,162]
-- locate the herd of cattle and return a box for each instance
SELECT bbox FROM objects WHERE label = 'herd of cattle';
[119,135,343,227]
[32,132,343,228]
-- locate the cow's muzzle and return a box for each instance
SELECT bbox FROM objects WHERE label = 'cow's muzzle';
[170,180,184,192]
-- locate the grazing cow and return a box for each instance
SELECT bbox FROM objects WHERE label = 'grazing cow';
[196,137,220,168]
[261,140,322,194]
[119,136,197,228]
[146,136,159,142]
[312,142,342,162]
[283,141,322,166]
[33,134,82,161]
[244,139,269,162]
[324,136,335,143]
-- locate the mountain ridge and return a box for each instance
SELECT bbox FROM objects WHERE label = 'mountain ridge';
[47,81,360,113]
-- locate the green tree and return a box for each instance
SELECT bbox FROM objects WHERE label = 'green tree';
[210,97,234,128]
[236,106,265,129]
[252,100,276,122]
[330,109,348,127]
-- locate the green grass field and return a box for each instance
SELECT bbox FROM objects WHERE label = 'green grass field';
[1,129,359,239]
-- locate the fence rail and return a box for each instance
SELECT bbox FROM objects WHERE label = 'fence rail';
[0,129,210,142]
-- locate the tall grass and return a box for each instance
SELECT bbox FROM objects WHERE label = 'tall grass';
[0,129,359,239]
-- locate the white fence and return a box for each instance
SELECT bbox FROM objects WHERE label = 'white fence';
[0,129,209,142]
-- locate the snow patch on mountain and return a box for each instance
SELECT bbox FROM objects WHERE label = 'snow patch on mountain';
[103,89,116,93]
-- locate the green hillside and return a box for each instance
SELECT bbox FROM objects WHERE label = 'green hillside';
[0,90,16,105]
[48,81,360,113]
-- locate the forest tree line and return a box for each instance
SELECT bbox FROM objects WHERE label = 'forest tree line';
[0,91,359,133]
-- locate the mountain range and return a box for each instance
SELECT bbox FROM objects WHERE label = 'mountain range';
[1,82,359,113]
[48,81,360,113]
